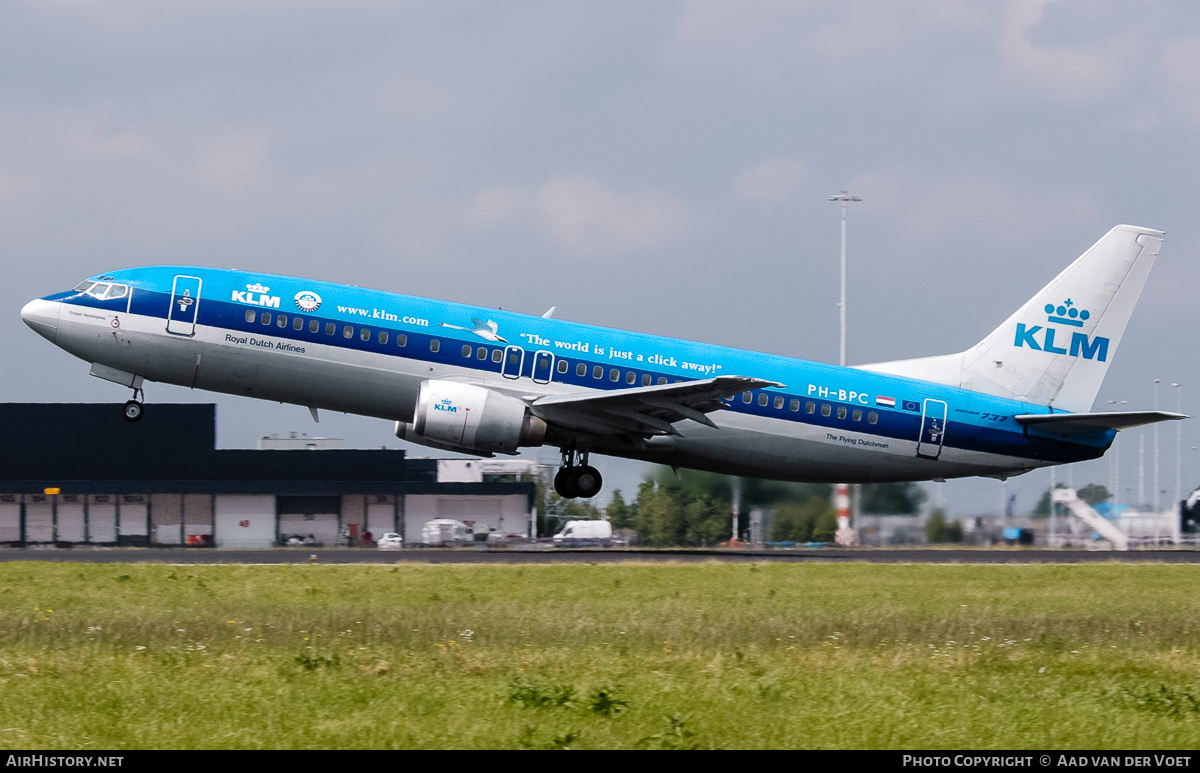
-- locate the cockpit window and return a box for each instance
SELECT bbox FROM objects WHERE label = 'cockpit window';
[79,282,128,301]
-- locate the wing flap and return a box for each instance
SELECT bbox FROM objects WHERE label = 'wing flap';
[532,375,783,437]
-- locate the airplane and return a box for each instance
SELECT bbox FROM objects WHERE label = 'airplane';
[20,224,1186,500]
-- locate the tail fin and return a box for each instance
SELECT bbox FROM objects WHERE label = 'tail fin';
[860,225,1164,412]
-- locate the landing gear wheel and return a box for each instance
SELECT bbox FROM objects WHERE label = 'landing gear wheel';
[573,466,603,499]
[123,400,144,422]
[554,467,579,499]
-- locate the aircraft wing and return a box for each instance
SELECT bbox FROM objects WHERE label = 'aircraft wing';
[1014,410,1188,438]
[531,375,783,437]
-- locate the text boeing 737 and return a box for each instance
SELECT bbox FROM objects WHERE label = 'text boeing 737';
[20,225,1186,499]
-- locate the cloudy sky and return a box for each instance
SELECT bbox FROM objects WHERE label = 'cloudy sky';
[3,0,1199,514]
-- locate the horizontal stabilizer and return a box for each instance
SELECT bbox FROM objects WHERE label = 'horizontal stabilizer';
[1014,410,1187,437]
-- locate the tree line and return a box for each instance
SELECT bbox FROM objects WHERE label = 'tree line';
[535,468,928,547]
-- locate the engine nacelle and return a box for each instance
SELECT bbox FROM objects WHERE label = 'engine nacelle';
[398,380,545,455]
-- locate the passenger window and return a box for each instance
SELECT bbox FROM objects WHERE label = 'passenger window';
[508,350,520,365]
[397,334,407,347]
[261,312,272,325]
[642,374,651,386]
[360,328,371,342]
[852,409,862,421]
[379,331,389,344]
[576,363,586,377]
[837,406,847,419]
[790,399,800,412]
[478,347,488,360]
[430,339,440,353]
[538,358,549,370]
[492,349,502,363]
[277,315,287,328]
[325,322,336,335]
[609,369,620,382]
[558,360,568,373]
[343,326,353,338]
[868,411,878,424]
[758,394,768,406]
[742,392,752,403]
[774,396,784,409]
[309,319,318,333]
[821,404,831,417]
[245,310,256,323]
[293,317,303,330]
[806,401,816,414]
[626,371,636,384]
[462,344,472,357]
[593,366,603,379]
[657,377,667,385]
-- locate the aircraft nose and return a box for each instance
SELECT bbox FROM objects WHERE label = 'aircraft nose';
[21,298,60,343]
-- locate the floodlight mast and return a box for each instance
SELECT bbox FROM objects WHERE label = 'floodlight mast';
[829,191,861,547]
[828,191,861,369]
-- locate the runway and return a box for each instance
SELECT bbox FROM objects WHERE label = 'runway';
[3,547,1200,564]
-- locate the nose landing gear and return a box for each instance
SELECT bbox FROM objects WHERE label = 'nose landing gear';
[553,449,603,499]
[123,386,144,423]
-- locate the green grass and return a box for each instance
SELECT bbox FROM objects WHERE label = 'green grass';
[2,560,1200,748]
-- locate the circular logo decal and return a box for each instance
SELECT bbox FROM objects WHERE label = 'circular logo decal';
[294,290,322,312]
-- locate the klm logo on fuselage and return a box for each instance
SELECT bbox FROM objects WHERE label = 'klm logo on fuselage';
[434,398,457,413]
[231,283,280,308]
[1014,300,1108,361]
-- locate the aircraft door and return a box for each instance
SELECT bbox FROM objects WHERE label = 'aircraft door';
[532,350,554,384]
[501,346,524,380]
[167,275,203,337]
[916,398,948,459]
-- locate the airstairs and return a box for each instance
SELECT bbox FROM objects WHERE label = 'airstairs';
[1050,488,1129,551]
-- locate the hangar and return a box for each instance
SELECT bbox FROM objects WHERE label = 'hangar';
[0,403,535,548]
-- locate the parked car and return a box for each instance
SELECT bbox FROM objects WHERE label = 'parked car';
[553,520,613,547]
[377,532,403,551]
[421,519,473,546]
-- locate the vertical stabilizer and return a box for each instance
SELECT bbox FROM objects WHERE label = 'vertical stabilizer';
[860,225,1164,412]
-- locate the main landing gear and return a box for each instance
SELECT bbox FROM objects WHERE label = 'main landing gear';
[123,387,144,423]
[554,449,602,500]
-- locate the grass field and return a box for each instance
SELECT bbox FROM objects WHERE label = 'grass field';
[2,560,1200,749]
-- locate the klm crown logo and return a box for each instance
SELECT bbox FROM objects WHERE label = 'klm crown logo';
[1014,299,1108,361]
[1044,299,1090,327]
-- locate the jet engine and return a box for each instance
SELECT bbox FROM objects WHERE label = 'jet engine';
[395,379,545,455]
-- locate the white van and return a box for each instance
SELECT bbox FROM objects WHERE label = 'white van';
[553,520,613,547]
[421,519,472,547]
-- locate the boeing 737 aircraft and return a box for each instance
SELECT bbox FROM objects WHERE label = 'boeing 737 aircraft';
[20,224,1186,499]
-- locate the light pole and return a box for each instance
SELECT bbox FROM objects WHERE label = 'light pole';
[1174,383,1184,510]
[829,191,861,547]
[828,191,861,368]
[1108,400,1128,505]
[1154,379,1161,512]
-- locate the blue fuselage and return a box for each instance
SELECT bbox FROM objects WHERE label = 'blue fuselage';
[23,266,1111,483]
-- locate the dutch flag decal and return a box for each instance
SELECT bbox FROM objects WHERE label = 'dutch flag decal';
[876,396,896,408]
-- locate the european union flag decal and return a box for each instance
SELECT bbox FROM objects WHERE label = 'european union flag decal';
[902,400,921,412]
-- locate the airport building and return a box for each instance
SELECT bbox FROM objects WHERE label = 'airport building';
[0,403,536,548]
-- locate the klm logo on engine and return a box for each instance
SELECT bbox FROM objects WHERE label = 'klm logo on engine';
[1014,299,1109,361]
[434,398,457,413]
[231,283,280,308]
